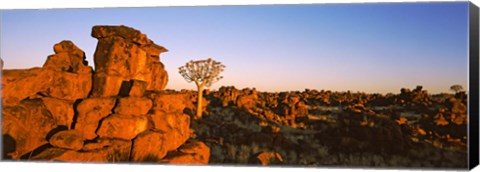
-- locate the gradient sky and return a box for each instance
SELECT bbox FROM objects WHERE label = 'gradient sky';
[0,2,469,94]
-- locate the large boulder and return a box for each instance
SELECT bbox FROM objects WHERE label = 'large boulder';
[2,99,58,159]
[49,130,84,151]
[114,97,152,116]
[237,94,258,112]
[90,25,168,97]
[96,114,149,140]
[161,140,210,165]
[41,97,75,128]
[147,62,168,91]
[147,92,191,113]
[46,71,92,100]
[75,98,117,140]
[131,130,169,162]
[217,86,240,107]
[43,40,91,73]
[150,110,191,151]
[2,68,53,105]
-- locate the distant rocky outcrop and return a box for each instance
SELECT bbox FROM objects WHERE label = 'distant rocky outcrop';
[2,25,209,164]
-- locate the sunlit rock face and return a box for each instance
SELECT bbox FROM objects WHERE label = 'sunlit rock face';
[2,41,93,106]
[90,25,168,97]
[2,25,208,164]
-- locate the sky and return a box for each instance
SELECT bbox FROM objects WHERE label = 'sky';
[0,2,470,94]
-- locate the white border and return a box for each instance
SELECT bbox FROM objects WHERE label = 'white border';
[0,0,474,9]
[0,0,478,172]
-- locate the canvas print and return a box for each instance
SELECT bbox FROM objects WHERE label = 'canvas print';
[0,1,477,170]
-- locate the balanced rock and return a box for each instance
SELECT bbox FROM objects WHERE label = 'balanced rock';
[90,25,168,97]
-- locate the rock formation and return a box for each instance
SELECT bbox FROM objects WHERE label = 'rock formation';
[2,25,209,164]
[90,25,168,97]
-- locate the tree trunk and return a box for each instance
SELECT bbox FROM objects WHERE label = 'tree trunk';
[196,85,204,119]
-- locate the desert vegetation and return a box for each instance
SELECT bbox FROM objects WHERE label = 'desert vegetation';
[174,85,468,168]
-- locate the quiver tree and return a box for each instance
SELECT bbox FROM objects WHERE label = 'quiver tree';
[450,84,464,94]
[179,58,225,119]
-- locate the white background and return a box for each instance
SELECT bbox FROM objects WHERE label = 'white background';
[0,0,478,172]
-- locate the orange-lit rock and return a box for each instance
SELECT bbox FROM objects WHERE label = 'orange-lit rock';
[237,94,258,111]
[47,71,92,100]
[2,67,92,106]
[75,98,116,140]
[41,97,75,128]
[91,25,169,97]
[131,130,168,162]
[97,114,149,140]
[2,99,57,159]
[114,97,152,115]
[32,139,131,162]
[44,40,90,73]
[146,62,168,91]
[2,68,53,105]
[150,110,190,151]
[49,130,84,151]
[118,80,147,97]
[254,151,283,166]
[53,40,86,58]
[92,25,153,46]
[148,93,190,113]
[161,140,210,165]
[91,73,124,97]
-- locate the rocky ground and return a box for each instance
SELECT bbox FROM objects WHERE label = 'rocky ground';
[185,86,468,168]
[1,25,469,169]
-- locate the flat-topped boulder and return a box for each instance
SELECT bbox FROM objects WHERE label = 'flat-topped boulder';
[90,25,168,97]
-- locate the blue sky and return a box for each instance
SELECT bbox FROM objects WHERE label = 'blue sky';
[0,2,469,93]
